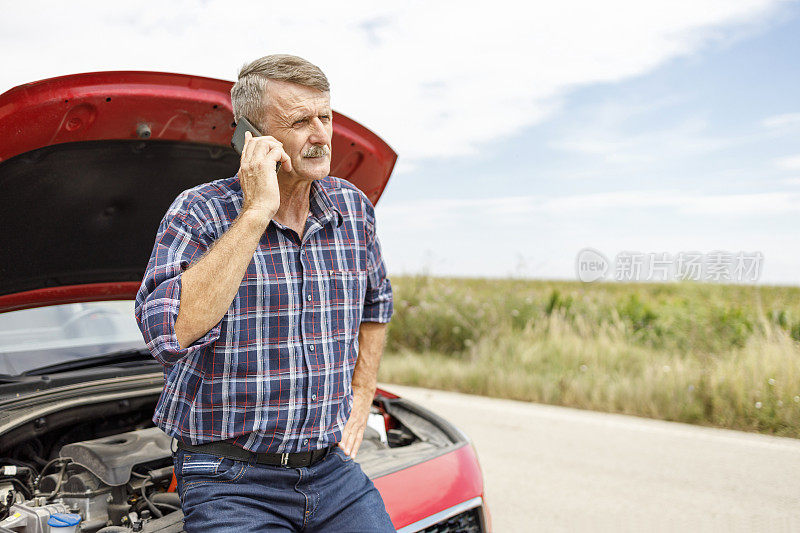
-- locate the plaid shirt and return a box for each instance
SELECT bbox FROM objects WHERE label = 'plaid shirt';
[134,175,393,453]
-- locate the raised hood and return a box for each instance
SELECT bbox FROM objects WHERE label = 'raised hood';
[0,71,397,312]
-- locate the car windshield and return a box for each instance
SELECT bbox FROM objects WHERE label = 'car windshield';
[0,301,147,376]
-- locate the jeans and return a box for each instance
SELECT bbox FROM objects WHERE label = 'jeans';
[173,446,395,532]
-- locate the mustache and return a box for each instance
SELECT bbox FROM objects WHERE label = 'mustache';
[302,145,330,158]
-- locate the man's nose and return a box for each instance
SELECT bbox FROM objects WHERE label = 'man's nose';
[308,117,331,145]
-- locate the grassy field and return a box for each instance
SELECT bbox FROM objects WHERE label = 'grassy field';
[378,276,800,438]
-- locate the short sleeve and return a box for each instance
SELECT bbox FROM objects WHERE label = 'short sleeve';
[361,199,393,323]
[134,194,222,366]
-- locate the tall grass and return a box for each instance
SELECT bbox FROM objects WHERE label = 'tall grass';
[379,276,800,438]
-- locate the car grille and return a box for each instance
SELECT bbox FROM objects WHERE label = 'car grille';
[419,507,483,533]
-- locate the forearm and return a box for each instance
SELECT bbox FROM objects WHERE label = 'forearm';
[351,321,388,397]
[339,321,387,456]
[174,208,271,349]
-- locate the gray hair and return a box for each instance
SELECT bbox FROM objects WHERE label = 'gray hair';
[230,54,330,131]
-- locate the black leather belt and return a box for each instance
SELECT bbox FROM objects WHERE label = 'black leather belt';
[177,439,334,468]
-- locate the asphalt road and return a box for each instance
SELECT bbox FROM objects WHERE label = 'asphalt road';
[379,383,800,533]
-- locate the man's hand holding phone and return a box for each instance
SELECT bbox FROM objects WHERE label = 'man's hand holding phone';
[238,130,292,220]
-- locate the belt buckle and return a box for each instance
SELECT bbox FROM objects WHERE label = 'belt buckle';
[281,453,289,467]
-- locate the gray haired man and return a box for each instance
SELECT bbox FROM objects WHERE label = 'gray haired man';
[135,54,395,531]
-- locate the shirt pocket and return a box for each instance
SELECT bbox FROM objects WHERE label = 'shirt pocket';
[327,270,366,340]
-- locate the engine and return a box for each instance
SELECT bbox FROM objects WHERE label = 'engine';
[0,428,182,533]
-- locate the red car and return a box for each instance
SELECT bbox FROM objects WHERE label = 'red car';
[0,72,491,533]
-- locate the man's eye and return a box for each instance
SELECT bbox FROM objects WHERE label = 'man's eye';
[293,119,307,127]
[319,115,331,123]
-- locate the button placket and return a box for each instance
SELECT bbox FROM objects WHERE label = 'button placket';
[304,243,321,414]
[299,243,318,422]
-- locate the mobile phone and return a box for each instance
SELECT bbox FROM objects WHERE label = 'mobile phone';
[231,117,281,171]
[231,116,262,154]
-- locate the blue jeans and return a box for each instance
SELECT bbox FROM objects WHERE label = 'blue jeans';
[173,446,395,532]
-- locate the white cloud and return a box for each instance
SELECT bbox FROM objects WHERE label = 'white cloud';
[548,108,767,167]
[0,0,787,166]
[378,190,800,230]
[377,190,800,283]
[541,190,800,215]
[762,112,800,128]
[775,155,800,170]
[390,159,417,176]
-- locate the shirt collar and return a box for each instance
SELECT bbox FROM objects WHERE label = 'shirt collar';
[309,178,343,228]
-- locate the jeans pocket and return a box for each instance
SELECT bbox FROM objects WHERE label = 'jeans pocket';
[331,446,354,464]
[178,451,247,489]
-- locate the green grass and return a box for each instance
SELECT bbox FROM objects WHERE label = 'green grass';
[379,276,800,438]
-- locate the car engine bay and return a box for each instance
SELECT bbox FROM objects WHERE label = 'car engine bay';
[0,392,439,533]
[1,402,185,533]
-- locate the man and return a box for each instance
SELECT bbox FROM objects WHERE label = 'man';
[134,54,395,532]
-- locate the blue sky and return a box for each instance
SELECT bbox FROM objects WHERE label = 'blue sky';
[375,3,800,284]
[2,0,798,283]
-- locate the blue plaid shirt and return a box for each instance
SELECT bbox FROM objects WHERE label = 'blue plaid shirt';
[134,175,393,453]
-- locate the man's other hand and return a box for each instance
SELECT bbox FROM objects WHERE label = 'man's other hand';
[339,321,387,458]
[339,386,373,459]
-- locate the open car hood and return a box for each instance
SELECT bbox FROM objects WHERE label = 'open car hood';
[0,71,397,312]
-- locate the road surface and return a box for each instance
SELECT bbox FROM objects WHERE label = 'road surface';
[379,383,800,532]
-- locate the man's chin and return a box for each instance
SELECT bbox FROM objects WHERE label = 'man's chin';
[294,170,330,182]
[298,159,330,180]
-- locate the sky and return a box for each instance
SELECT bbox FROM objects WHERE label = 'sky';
[2,0,798,284]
